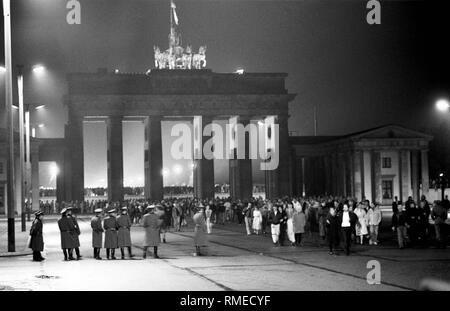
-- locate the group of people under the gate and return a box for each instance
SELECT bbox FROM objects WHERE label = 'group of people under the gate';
[27,194,448,261]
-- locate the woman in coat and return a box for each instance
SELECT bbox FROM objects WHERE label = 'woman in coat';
[91,208,104,260]
[355,203,369,244]
[285,203,296,245]
[103,209,119,260]
[143,205,163,258]
[252,206,263,235]
[193,207,207,256]
[293,205,306,246]
[117,207,134,259]
[29,211,45,261]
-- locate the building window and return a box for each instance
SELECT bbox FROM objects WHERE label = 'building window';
[382,180,393,199]
[382,157,392,168]
[0,162,3,174]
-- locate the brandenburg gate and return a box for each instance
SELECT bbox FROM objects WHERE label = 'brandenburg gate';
[63,69,296,202]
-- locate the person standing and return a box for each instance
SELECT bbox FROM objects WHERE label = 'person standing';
[205,204,213,234]
[29,211,45,262]
[391,203,409,249]
[326,207,339,255]
[268,204,283,245]
[58,208,77,261]
[103,209,119,260]
[243,202,253,235]
[293,204,306,246]
[143,205,163,259]
[172,201,181,232]
[252,206,263,235]
[67,207,82,260]
[193,206,208,256]
[339,204,353,255]
[117,207,134,259]
[368,202,382,245]
[318,202,329,245]
[354,203,369,245]
[91,208,104,260]
[431,201,448,249]
[285,203,296,246]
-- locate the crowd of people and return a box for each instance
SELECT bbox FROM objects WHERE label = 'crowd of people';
[28,194,448,262]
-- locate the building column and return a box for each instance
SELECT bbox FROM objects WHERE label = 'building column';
[107,116,124,202]
[324,155,331,195]
[68,116,84,202]
[353,150,362,202]
[31,151,39,211]
[411,150,420,202]
[15,156,22,216]
[371,150,382,204]
[400,150,411,201]
[56,159,65,203]
[193,116,215,200]
[421,149,430,196]
[144,116,164,201]
[229,117,253,201]
[277,115,291,197]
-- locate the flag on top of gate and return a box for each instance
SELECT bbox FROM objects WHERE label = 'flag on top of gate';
[171,0,179,25]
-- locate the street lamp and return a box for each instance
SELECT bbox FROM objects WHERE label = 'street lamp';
[436,98,450,112]
[3,0,15,252]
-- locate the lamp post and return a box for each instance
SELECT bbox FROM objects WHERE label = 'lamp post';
[3,0,15,252]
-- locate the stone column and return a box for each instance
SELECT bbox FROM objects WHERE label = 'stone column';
[56,159,65,203]
[324,155,331,195]
[229,117,253,201]
[68,116,84,202]
[411,150,420,202]
[107,116,124,202]
[400,150,411,201]
[371,151,382,204]
[31,151,39,211]
[193,116,215,200]
[277,115,291,197]
[353,150,362,202]
[144,116,164,201]
[421,149,430,195]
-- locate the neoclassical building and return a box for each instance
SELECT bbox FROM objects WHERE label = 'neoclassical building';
[289,125,433,205]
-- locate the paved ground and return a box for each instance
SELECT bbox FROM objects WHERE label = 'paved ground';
[0,216,449,291]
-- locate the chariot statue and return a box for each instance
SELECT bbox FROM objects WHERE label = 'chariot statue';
[153,0,207,70]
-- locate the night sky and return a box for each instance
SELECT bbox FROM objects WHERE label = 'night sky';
[1,0,450,188]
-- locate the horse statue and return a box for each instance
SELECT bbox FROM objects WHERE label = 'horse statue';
[182,45,193,69]
[154,46,170,69]
[193,46,207,69]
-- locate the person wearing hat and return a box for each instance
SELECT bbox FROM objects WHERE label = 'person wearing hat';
[103,209,119,259]
[58,208,77,261]
[142,205,163,259]
[117,207,134,259]
[29,211,45,262]
[91,208,104,260]
[193,206,207,256]
[67,207,82,260]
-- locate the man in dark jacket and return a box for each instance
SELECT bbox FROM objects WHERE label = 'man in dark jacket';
[91,208,104,260]
[431,201,448,249]
[29,211,45,261]
[67,207,82,260]
[326,207,339,255]
[268,203,283,245]
[58,208,77,261]
[392,204,409,249]
[103,209,119,259]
